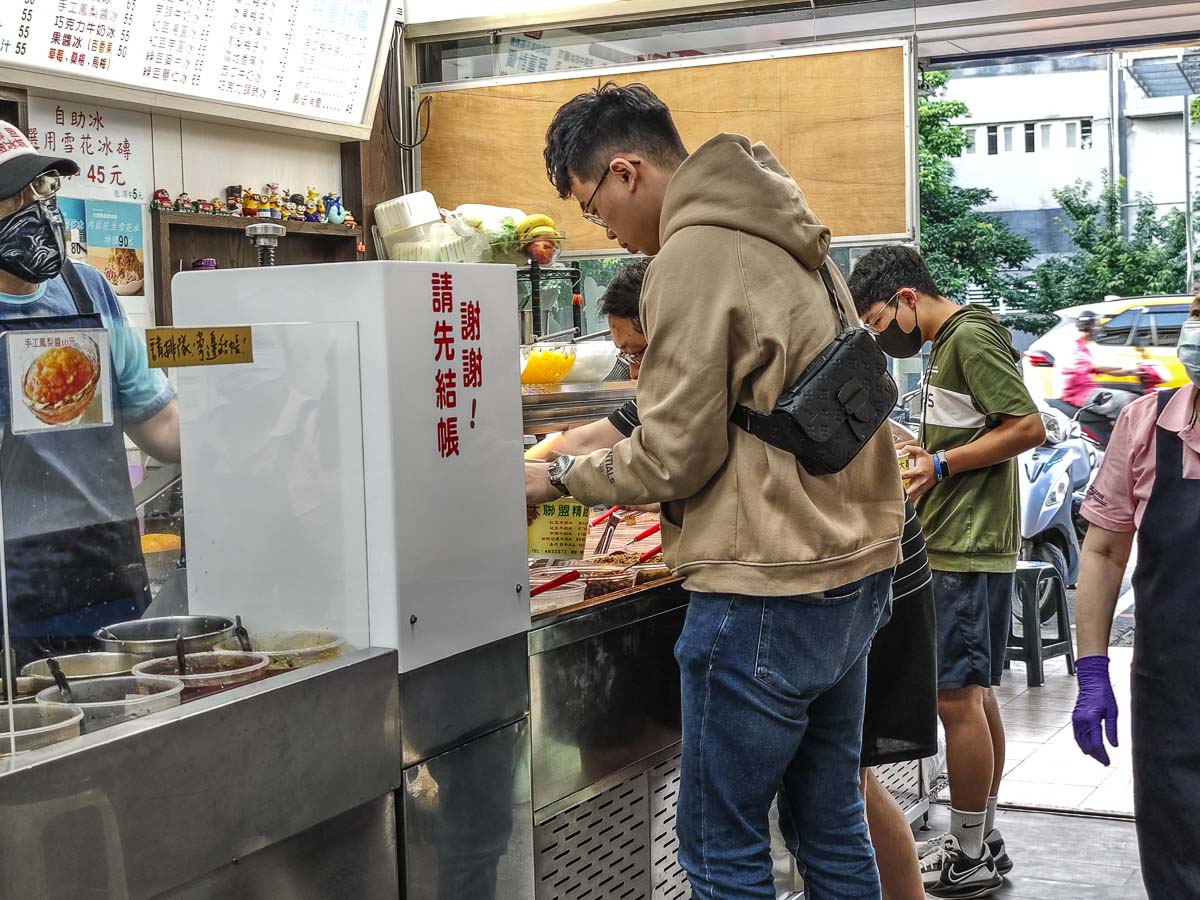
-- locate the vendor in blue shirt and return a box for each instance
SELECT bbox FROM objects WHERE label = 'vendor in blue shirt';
[0,122,179,667]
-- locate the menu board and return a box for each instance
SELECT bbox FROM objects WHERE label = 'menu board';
[0,0,394,126]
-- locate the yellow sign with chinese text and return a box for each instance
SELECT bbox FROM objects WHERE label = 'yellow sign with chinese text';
[527,497,590,560]
[146,327,254,368]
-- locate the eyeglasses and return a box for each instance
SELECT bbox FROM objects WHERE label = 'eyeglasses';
[0,172,62,219]
[581,168,611,229]
[862,291,901,336]
[617,349,644,368]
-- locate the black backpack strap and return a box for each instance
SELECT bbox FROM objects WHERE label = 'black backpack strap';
[818,264,850,331]
[60,258,96,316]
[731,263,845,432]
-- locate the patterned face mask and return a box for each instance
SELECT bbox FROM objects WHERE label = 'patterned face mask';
[0,200,65,284]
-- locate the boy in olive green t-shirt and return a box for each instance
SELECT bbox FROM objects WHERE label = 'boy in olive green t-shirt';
[850,246,1044,899]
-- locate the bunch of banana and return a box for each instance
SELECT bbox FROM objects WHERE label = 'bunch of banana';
[516,214,562,265]
[516,213,561,244]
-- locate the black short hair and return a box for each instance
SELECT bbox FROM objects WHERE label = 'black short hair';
[544,83,687,199]
[599,258,649,333]
[847,245,942,316]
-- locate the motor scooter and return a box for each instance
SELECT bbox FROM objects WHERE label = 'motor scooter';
[1046,362,1166,448]
[1017,402,1103,621]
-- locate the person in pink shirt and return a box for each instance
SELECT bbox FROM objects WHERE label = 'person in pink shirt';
[1060,310,1140,408]
[1071,292,1200,898]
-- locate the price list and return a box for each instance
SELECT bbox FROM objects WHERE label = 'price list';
[0,0,391,125]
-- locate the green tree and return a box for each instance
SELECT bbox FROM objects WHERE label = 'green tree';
[1027,172,1187,321]
[919,70,1035,306]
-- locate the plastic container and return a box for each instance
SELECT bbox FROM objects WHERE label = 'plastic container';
[375,191,466,262]
[36,676,183,733]
[520,343,576,385]
[0,676,52,704]
[532,565,636,601]
[529,578,588,617]
[22,652,148,682]
[560,341,619,383]
[214,630,344,671]
[133,651,270,700]
[0,703,83,755]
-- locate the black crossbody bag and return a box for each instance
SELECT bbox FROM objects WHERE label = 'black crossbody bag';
[730,265,897,476]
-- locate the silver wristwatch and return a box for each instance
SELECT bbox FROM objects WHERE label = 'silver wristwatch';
[547,455,574,495]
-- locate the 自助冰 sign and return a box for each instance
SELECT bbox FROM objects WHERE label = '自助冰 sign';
[26,98,151,204]
[146,327,254,369]
[7,329,113,435]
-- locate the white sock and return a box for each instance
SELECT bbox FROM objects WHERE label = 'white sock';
[950,807,987,858]
[985,796,999,835]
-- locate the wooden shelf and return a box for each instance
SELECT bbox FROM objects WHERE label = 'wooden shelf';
[151,207,364,326]
[152,209,363,239]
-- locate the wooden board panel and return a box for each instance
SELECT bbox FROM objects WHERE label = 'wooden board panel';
[418,45,909,252]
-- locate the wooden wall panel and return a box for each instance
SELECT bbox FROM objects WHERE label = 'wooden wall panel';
[417,45,909,252]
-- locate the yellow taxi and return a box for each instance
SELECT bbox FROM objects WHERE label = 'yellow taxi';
[1022,296,1192,401]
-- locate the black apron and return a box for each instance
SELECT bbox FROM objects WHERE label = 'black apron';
[1130,388,1200,899]
[1,260,149,665]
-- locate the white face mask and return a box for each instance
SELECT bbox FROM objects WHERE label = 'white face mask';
[1178,319,1200,387]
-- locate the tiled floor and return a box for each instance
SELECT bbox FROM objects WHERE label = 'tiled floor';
[920,804,1145,899]
[936,646,1136,815]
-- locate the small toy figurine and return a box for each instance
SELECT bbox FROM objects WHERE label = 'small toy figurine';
[173,191,192,212]
[211,196,229,215]
[150,188,172,210]
[323,191,346,225]
[289,192,305,209]
[287,202,305,222]
[305,185,321,207]
[242,189,260,217]
[303,202,320,222]
[343,209,357,229]
[256,193,273,219]
[195,197,213,215]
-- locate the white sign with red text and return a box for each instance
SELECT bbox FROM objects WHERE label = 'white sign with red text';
[27,96,151,203]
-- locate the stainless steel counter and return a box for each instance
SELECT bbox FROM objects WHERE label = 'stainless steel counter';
[0,648,402,900]
[522,381,636,435]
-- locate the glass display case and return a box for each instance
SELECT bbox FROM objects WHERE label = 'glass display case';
[0,317,402,899]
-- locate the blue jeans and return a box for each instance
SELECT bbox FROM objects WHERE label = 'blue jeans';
[675,569,893,900]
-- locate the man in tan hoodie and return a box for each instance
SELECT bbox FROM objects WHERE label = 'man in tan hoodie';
[526,83,904,899]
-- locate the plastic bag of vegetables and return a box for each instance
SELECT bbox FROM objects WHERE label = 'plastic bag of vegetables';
[446,204,528,263]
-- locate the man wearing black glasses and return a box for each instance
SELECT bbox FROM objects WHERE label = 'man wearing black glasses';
[525,84,904,900]
[0,122,179,668]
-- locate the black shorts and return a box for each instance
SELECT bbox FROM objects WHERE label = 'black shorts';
[861,503,938,767]
[932,570,1015,691]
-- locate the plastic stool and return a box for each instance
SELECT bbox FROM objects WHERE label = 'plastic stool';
[1007,561,1075,687]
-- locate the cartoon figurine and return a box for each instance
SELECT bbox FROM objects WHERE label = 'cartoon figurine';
[323,191,346,225]
[305,186,321,208]
[343,209,357,229]
[150,188,172,210]
[303,202,320,223]
[242,189,260,217]
[195,197,213,215]
[211,196,229,216]
[173,191,193,213]
[256,193,273,219]
[287,202,305,222]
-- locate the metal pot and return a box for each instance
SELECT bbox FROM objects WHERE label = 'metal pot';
[21,652,148,681]
[93,616,235,658]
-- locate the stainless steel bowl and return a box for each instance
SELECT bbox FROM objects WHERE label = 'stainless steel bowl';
[21,652,148,681]
[93,616,235,657]
[0,676,53,703]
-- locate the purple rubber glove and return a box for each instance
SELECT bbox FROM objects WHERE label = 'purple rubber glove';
[1073,655,1119,766]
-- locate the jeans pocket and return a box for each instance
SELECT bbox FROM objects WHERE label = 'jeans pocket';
[796,585,862,607]
[755,595,856,696]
